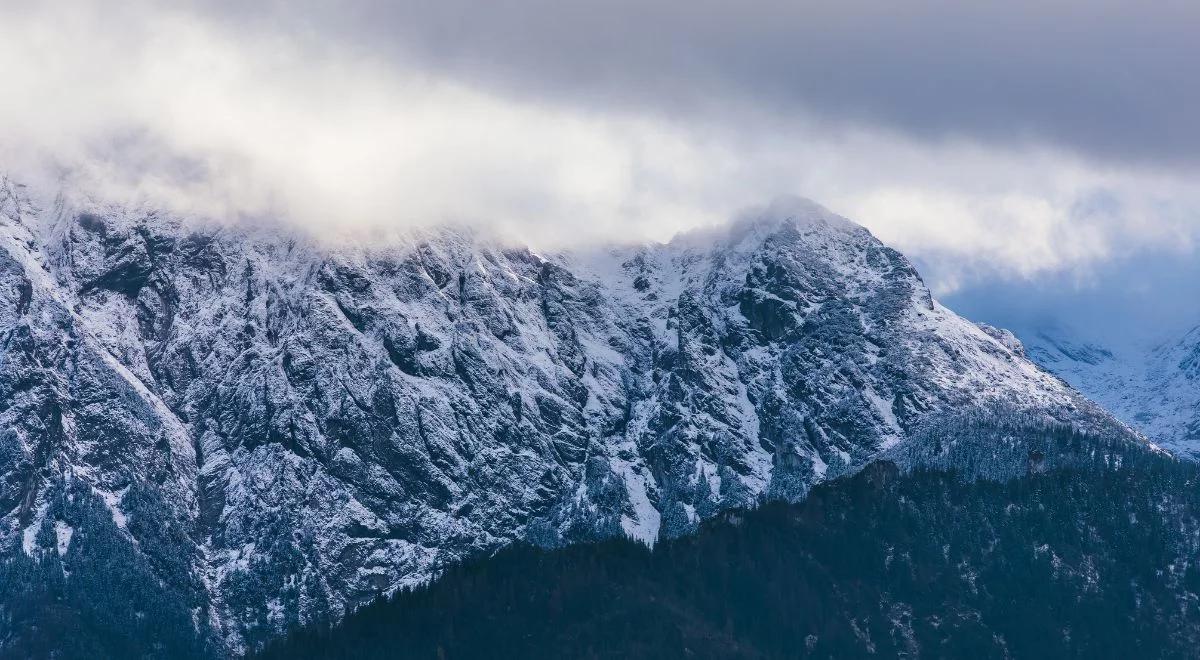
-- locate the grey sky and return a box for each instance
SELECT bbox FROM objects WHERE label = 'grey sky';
[196,0,1200,167]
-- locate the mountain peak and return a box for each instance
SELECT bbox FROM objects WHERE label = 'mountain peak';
[666,195,858,251]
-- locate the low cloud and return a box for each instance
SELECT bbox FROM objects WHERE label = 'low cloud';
[1,0,1197,296]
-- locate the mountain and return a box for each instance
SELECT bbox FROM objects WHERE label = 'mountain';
[258,433,1200,660]
[1023,326,1200,458]
[0,177,1137,654]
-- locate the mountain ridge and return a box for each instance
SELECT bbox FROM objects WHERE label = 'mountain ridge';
[0,177,1140,653]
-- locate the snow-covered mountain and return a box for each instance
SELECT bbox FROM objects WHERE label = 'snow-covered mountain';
[1024,325,1200,458]
[0,178,1135,652]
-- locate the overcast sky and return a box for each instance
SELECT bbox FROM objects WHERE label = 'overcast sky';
[1,0,1198,333]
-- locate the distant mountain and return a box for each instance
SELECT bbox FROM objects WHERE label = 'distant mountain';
[1023,325,1200,458]
[0,177,1136,655]
[258,429,1200,660]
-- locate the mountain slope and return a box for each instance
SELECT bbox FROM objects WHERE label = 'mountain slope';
[257,433,1200,660]
[0,180,1136,653]
[1024,326,1200,458]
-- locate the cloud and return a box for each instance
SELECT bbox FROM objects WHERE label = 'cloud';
[0,0,1197,296]
[188,0,1200,167]
[1,2,754,242]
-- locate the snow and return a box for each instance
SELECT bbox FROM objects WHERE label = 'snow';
[20,501,49,557]
[1021,324,1200,458]
[682,503,697,524]
[810,451,829,478]
[55,521,74,556]
[863,386,902,448]
[96,487,129,530]
[21,523,39,557]
[266,598,284,624]
[609,455,661,545]
[694,459,723,498]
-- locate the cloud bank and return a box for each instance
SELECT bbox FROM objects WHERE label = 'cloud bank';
[1,0,1197,294]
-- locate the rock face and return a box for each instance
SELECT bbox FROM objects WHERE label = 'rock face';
[0,181,1131,652]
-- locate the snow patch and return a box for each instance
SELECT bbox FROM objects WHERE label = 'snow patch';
[55,520,73,556]
[95,486,129,530]
[20,501,49,556]
[863,386,902,448]
[609,456,661,545]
